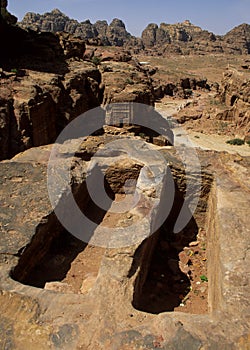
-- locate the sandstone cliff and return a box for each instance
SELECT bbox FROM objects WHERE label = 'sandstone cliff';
[20,9,143,48]
[218,65,250,136]
[141,20,250,55]
[223,23,250,54]
[19,10,250,55]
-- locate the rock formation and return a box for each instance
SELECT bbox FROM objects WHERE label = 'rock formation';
[141,20,250,55]
[0,61,102,160]
[0,5,156,160]
[223,23,250,54]
[0,0,17,24]
[0,137,249,349]
[20,9,142,47]
[19,10,250,55]
[218,66,250,136]
[0,3,250,349]
[99,58,154,106]
[152,76,210,100]
[173,64,250,138]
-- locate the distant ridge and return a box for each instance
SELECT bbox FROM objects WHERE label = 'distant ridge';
[19,9,250,54]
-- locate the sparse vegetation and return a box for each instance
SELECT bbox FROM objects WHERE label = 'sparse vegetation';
[200,275,208,283]
[91,56,102,66]
[125,78,134,85]
[217,121,229,133]
[226,138,245,146]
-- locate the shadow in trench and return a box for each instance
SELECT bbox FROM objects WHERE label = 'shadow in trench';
[12,173,115,289]
[131,185,198,314]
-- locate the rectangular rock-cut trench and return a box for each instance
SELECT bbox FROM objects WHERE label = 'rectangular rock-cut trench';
[12,161,214,315]
[131,167,214,315]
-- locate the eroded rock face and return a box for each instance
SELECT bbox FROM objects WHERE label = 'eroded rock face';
[141,20,250,55]
[153,76,210,100]
[0,51,155,160]
[219,67,250,136]
[0,61,102,159]
[100,60,154,105]
[172,62,250,138]
[19,10,250,55]
[20,9,139,47]
[57,32,86,59]
[0,97,14,159]
[200,66,250,137]
[223,23,250,54]
[0,6,156,160]
[0,140,249,349]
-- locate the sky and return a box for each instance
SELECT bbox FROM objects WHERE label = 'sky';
[8,0,250,37]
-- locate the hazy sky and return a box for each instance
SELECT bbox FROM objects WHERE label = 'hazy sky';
[8,0,250,36]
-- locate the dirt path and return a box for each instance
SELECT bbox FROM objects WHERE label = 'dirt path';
[156,100,250,157]
[181,130,250,157]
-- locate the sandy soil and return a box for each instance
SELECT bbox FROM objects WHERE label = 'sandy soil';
[181,130,250,157]
[156,100,250,157]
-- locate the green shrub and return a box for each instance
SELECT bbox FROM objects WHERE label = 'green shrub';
[125,78,134,85]
[226,138,245,146]
[200,275,208,282]
[91,56,101,66]
[246,140,250,147]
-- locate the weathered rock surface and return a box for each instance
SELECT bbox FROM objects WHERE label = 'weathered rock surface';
[174,66,250,137]
[100,60,154,105]
[0,62,101,160]
[0,6,156,160]
[223,23,250,55]
[153,76,210,100]
[0,5,249,349]
[19,10,250,55]
[219,67,250,135]
[0,140,249,349]
[0,58,156,160]
[141,20,250,55]
[20,9,141,47]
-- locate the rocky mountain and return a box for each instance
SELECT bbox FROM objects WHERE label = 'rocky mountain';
[19,10,250,55]
[141,20,250,55]
[19,9,143,48]
[223,23,250,54]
